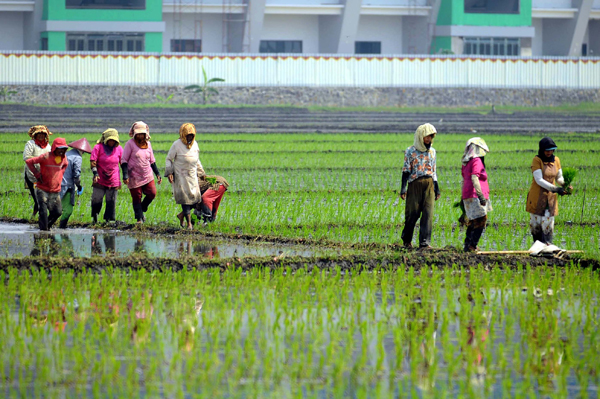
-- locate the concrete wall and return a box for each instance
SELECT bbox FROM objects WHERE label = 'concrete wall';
[532,0,573,7]
[589,20,600,57]
[0,12,24,50]
[267,0,339,4]
[5,85,600,107]
[361,0,427,5]
[261,14,320,53]
[318,15,338,53]
[542,18,571,55]
[163,13,224,53]
[532,18,544,56]
[402,16,428,54]
[356,15,403,54]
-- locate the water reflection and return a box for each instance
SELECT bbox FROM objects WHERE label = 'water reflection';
[0,222,335,259]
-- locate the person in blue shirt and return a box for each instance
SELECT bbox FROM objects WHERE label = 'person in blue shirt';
[59,138,92,228]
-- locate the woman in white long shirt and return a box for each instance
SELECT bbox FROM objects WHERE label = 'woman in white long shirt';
[165,123,205,229]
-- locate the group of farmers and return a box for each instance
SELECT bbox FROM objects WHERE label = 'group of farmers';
[23,121,569,252]
[23,122,227,231]
[401,123,571,252]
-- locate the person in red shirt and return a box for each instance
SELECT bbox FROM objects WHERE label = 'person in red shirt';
[25,137,69,231]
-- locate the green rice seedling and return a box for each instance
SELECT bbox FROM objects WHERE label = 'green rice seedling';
[562,167,577,194]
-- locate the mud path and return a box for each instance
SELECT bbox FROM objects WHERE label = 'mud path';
[1,105,599,134]
[0,220,596,272]
[0,248,594,274]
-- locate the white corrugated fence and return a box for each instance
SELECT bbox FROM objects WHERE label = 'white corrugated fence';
[1,51,600,88]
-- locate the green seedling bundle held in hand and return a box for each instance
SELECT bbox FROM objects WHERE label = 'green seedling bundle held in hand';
[562,167,577,194]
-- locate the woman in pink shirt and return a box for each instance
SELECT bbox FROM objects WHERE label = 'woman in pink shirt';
[461,137,492,252]
[90,128,124,224]
[121,121,162,223]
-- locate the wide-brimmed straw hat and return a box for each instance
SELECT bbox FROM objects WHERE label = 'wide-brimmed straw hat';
[68,138,92,154]
[28,125,52,138]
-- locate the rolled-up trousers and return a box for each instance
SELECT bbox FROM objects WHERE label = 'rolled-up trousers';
[401,177,435,247]
[36,189,62,231]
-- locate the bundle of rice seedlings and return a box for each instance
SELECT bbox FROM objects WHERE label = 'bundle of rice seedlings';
[453,199,468,226]
[562,167,577,194]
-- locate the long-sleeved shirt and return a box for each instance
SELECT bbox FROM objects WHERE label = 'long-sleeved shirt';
[23,140,51,182]
[60,149,82,198]
[402,146,438,184]
[25,152,68,193]
[121,139,156,189]
[90,144,123,188]
[165,140,204,205]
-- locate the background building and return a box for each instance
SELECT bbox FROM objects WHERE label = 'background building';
[0,0,598,56]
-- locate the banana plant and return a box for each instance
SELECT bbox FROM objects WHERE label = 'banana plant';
[184,66,225,105]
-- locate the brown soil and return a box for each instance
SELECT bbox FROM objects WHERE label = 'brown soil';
[0,248,596,274]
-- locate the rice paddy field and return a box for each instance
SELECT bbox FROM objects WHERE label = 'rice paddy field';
[0,123,599,397]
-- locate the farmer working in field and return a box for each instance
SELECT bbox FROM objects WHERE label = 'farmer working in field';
[22,125,53,218]
[121,121,162,223]
[165,123,204,230]
[526,137,570,245]
[90,129,124,224]
[195,173,229,225]
[400,123,441,249]
[461,138,492,252]
[59,138,92,228]
[25,137,69,231]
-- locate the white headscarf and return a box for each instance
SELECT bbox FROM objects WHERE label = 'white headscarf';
[461,137,489,165]
[413,123,437,152]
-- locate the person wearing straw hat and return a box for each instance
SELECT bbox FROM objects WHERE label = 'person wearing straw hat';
[165,123,204,230]
[526,137,568,245]
[25,137,69,231]
[59,138,92,228]
[400,123,441,249]
[22,125,52,218]
[90,128,124,224]
[122,121,162,223]
[461,137,492,252]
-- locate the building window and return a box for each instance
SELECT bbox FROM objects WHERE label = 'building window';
[171,40,202,53]
[41,38,48,51]
[67,33,144,52]
[355,41,381,54]
[464,0,519,14]
[66,0,145,10]
[259,40,302,54]
[464,37,520,56]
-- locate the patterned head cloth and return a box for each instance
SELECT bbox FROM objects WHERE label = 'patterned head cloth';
[413,123,437,152]
[28,125,52,138]
[129,121,151,141]
[97,128,120,144]
[461,137,489,165]
[179,123,196,149]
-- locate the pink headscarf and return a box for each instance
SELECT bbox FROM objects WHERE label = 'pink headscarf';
[129,121,150,141]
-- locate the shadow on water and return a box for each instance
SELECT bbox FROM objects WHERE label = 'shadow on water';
[0,222,339,259]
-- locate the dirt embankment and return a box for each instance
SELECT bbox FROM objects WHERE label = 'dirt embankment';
[0,249,596,274]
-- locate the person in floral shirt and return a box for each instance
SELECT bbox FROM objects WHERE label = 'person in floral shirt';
[400,123,440,248]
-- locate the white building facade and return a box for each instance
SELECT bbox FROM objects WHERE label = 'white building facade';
[0,0,598,56]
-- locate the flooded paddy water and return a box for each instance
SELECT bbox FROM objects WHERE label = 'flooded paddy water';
[0,222,343,259]
[1,267,598,398]
[1,109,599,397]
